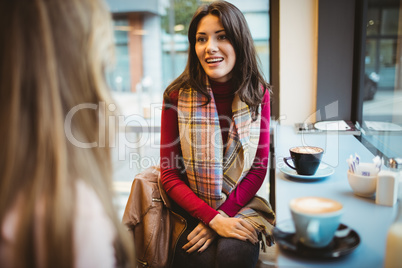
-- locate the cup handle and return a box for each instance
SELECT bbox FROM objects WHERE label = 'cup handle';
[306,220,320,243]
[283,157,296,170]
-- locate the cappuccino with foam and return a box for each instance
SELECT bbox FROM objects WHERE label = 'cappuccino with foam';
[290,197,343,214]
[290,146,323,155]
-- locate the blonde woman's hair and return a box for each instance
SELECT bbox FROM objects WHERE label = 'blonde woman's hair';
[0,0,134,267]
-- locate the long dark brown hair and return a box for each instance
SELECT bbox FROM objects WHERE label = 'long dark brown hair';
[0,0,134,267]
[163,0,271,114]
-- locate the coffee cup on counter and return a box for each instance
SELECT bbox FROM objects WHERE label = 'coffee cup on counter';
[290,197,343,248]
[284,146,324,175]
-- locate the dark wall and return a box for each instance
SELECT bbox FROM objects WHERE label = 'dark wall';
[316,0,356,121]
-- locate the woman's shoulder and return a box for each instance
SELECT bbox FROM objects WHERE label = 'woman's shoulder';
[169,90,180,103]
[163,89,179,108]
[165,84,192,107]
[164,73,191,105]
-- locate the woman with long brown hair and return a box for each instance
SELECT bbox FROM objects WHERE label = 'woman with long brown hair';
[0,0,134,267]
[160,1,275,267]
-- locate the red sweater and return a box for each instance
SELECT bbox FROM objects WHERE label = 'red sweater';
[160,80,270,225]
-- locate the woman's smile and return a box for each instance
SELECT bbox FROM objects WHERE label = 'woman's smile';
[205,57,224,64]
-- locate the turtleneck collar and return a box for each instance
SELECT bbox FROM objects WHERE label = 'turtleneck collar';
[209,79,235,100]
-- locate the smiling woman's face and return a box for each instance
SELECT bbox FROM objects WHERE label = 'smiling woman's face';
[195,14,236,83]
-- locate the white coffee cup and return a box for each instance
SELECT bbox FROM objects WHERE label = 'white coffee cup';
[290,197,343,248]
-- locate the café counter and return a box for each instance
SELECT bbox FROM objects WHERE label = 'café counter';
[272,124,397,267]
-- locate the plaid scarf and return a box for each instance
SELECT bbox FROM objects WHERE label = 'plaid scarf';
[178,83,275,246]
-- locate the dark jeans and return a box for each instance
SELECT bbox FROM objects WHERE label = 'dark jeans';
[172,211,260,268]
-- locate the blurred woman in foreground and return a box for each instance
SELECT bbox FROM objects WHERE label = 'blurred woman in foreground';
[0,0,134,267]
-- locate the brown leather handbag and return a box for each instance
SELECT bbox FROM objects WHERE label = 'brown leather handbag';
[122,166,186,268]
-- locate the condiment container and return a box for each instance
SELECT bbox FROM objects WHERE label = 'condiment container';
[376,170,398,207]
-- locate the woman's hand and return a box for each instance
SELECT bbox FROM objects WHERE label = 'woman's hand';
[182,222,217,254]
[209,214,259,244]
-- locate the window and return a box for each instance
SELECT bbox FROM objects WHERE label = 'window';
[360,0,402,162]
[108,19,131,92]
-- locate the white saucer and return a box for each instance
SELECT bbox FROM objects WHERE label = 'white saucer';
[278,163,335,180]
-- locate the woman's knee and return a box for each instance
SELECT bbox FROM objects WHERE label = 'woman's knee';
[216,238,259,268]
